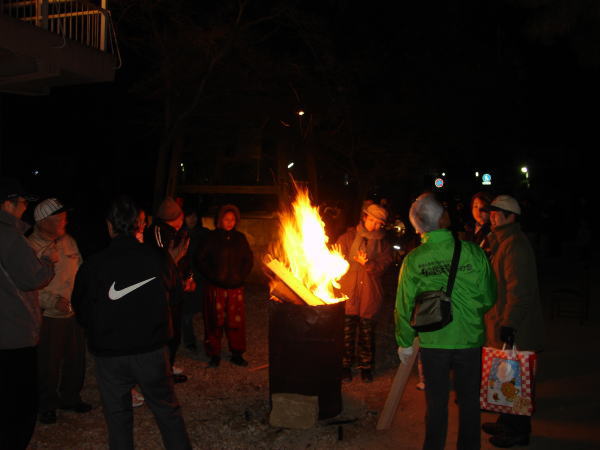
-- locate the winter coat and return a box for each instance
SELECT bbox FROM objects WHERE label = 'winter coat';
[28,231,82,319]
[395,228,496,349]
[0,209,54,349]
[485,222,544,351]
[197,205,253,290]
[336,225,393,319]
[71,235,178,357]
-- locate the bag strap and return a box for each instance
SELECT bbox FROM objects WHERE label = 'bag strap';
[445,236,462,297]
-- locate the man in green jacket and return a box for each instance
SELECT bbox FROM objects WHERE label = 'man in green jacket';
[481,195,544,448]
[395,193,496,450]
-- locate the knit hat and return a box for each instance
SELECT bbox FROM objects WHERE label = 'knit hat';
[409,193,444,234]
[363,204,388,224]
[156,197,184,221]
[34,198,67,222]
[482,195,521,215]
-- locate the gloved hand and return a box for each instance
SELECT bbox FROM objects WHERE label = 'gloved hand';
[500,326,515,347]
[397,346,414,365]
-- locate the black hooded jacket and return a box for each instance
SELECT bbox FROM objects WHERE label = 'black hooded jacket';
[71,236,179,357]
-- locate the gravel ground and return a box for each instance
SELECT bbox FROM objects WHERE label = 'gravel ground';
[29,268,404,450]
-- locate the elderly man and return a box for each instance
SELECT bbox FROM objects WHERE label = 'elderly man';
[0,178,55,450]
[72,195,191,449]
[481,195,544,448]
[395,193,496,450]
[28,198,91,424]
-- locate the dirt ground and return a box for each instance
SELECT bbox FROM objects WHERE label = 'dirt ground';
[29,253,600,449]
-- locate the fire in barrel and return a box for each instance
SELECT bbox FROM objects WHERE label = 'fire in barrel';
[265,187,349,426]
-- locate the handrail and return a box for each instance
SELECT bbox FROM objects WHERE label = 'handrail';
[0,0,121,68]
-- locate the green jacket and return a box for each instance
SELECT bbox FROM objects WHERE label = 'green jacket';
[395,229,496,349]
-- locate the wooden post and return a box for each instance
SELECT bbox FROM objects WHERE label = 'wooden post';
[376,338,420,430]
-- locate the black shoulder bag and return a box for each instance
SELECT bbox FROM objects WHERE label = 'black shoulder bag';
[410,237,461,332]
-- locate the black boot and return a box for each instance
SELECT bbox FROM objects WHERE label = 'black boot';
[230,351,248,367]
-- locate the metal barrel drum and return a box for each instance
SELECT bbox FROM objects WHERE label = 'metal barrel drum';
[268,300,344,419]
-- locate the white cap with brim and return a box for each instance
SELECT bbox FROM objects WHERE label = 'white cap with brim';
[483,195,521,215]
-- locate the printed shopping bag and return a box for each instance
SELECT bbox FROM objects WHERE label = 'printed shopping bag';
[480,346,537,416]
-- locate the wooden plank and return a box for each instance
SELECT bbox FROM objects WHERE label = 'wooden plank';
[176,184,280,195]
[265,259,326,306]
[376,338,420,430]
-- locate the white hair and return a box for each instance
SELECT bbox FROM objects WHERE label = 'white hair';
[409,193,444,234]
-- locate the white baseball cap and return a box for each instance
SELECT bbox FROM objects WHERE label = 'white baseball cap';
[483,195,521,215]
[34,198,67,222]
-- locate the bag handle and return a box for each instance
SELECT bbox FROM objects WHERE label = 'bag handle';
[445,236,462,298]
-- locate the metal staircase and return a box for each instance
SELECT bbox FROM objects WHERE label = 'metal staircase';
[0,0,120,95]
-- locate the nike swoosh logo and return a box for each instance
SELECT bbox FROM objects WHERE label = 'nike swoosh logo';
[108,277,156,300]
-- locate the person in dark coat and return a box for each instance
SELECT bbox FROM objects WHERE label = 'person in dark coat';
[481,195,544,448]
[71,195,191,450]
[144,197,190,383]
[181,207,209,352]
[197,204,253,368]
[336,203,393,383]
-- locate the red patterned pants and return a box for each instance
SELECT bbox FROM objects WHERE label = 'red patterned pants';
[203,285,246,356]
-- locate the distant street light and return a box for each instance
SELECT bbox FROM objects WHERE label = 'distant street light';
[521,166,528,174]
[297,110,305,116]
[288,162,295,169]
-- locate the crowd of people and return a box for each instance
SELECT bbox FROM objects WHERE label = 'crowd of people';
[0,174,544,450]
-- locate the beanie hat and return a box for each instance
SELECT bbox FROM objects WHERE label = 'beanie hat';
[363,203,388,224]
[34,198,67,222]
[409,193,444,234]
[156,197,183,222]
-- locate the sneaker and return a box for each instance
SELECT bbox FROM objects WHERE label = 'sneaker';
[59,402,92,413]
[415,382,426,391]
[131,389,144,408]
[39,410,56,424]
[342,368,352,383]
[172,365,184,375]
[209,356,221,367]
[173,373,188,383]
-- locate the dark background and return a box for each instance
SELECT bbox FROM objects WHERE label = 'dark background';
[1,0,597,253]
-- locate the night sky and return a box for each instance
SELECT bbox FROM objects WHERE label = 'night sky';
[1,1,598,240]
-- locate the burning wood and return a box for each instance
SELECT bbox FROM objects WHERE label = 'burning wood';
[266,186,349,307]
[266,258,326,306]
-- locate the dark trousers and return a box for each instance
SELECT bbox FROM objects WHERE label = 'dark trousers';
[168,303,183,368]
[181,290,202,347]
[343,315,376,370]
[38,316,86,411]
[420,347,482,450]
[0,346,38,450]
[94,346,191,450]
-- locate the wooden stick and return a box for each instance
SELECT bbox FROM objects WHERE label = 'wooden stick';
[376,338,420,430]
[249,363,269,372]
[265,259,326,306]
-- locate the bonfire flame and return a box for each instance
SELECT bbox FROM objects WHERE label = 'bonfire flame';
[274,187,349,305]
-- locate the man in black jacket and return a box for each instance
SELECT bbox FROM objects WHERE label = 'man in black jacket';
[72,196,191,450]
